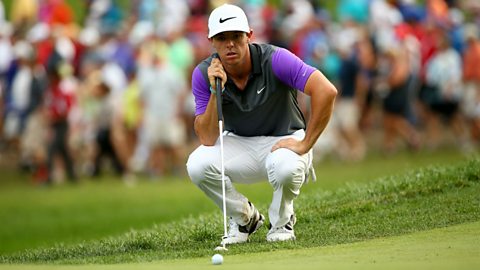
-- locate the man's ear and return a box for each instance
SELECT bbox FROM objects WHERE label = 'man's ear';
[247,30,253,42]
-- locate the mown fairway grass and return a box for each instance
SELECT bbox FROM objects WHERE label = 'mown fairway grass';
[0,154,478,265]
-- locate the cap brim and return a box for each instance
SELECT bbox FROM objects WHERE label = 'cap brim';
[208,28,250,38]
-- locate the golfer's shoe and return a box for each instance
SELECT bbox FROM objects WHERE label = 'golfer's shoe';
[266,214,296,242]
[221,204,265,245]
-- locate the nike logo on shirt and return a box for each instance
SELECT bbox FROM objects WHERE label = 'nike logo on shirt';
[257,86,265,94]
[219,17,236,23]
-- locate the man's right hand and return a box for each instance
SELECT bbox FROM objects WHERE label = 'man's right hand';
[208,57,227,92]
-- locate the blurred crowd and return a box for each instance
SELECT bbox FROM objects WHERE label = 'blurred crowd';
[0,0,479,184]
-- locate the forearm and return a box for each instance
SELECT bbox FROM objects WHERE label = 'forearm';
[388,52,409,87]
[194,94,220,146]
[302,71,337,152]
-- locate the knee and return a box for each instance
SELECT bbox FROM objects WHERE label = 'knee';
[266,149,305,186]
[186,146,217,186]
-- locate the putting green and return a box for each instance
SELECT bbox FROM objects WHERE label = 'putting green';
[2,221,479,270]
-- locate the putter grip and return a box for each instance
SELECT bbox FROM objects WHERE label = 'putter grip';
[216,77,223,121]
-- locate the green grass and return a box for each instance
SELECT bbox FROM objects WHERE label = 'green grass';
[0,148,467,255]
[1,221,479,270]
[1,157,478,264]
[0,179,214,255]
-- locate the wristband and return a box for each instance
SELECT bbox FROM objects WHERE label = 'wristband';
[210,86,225,94]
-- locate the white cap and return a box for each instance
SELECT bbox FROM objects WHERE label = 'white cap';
[208,4,250,38]
[79,27,100,47]
[0,22,13,37]
[27,23,50,43]
[464,23,478,40]
[55,37,75,61]
[13,40,34,60]
[129,21,154,46]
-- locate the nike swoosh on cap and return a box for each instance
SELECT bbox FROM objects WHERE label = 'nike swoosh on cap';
[219,16,236,23]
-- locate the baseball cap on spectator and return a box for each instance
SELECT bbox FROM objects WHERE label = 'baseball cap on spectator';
[79,27,100,47]
[464,23,479,40]
[55,36,75,61]
[376,29,400,54]
[13,40,34,60]
[401,4,424,22]
[129,21,154,46]
[0,22,13,37]
[449,8,464,26]
[208,4,250,38]
[27,23,50,43]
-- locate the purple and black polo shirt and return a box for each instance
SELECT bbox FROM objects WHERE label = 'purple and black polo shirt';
[191,43,316,137]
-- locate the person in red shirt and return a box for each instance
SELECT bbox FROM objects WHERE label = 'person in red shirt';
[44,62,77,184]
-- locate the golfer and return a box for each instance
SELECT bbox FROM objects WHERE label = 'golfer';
[186,4,337,244]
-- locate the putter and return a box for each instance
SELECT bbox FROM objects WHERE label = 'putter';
[214,76,228,252]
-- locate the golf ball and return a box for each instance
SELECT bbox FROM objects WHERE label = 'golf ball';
[212,253,223,265]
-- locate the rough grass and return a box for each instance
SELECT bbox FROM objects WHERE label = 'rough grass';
[1,158,478,264]
[0,148,465,255]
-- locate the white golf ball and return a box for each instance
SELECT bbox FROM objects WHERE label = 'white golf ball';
[212,253,223,265]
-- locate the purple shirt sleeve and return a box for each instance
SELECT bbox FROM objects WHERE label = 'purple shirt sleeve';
[191,66,210,116]
[271,47,316,92]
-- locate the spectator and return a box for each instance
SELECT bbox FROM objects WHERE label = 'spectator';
[3,41,37,145]
[0,23,14,143]
[117,74,141,181]
[135,39,187,177]
[44,62,77,184]
[89,79,125,178]
[73,55,104,177]
[356,28,377,132]
[462,23,480,143]
[376,31,420,153]
[18,49,48,176]
[425,31,470,149]
[331,21,367,161]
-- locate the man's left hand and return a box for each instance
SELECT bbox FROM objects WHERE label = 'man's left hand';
[271,138,308,155]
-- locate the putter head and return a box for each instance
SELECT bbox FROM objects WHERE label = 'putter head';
[214,237,228,252]
[214,245,228,252]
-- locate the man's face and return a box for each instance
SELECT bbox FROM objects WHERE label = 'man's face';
[211,31,252,66]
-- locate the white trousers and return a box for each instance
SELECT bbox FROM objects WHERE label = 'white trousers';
[186,130,313,228]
